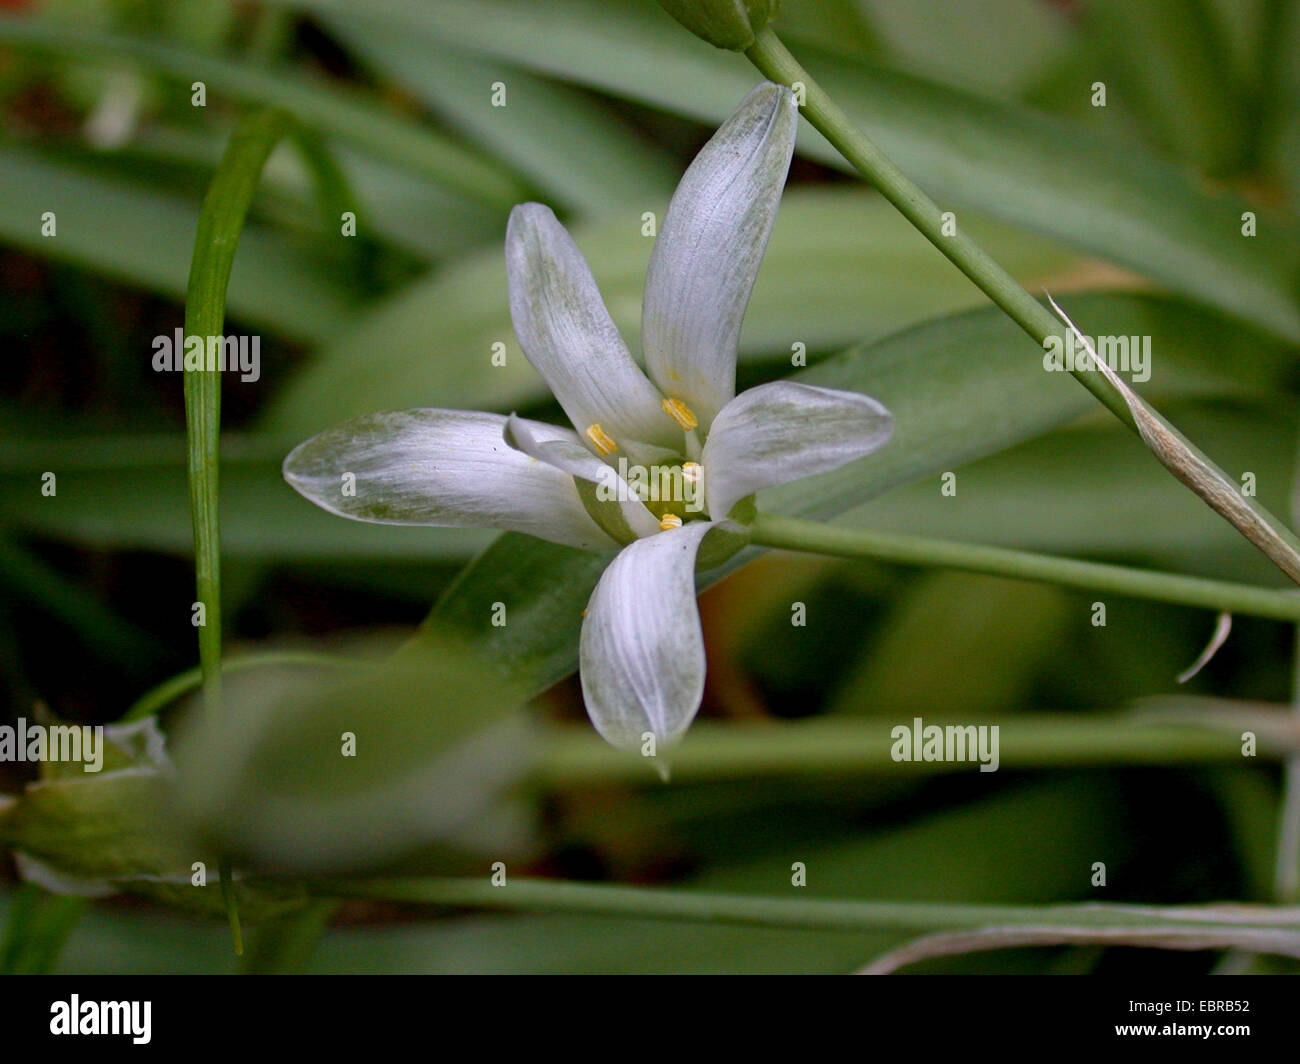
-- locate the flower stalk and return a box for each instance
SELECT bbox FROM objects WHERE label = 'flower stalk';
[316,875,1300,943]
[747,512,1300,622]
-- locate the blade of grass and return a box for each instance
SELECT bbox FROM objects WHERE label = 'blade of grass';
[183,105,293,954]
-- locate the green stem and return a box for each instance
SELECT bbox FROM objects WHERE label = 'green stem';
[537,714,1247,787]
[744,28,1300,586]
[184,106,291,955]
[748,513,1300,623]
[316,876,1300,937]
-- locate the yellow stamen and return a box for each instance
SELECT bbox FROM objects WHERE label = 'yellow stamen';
[681,461,702,484]
[659,513,683,531]
[585,423,618,456]
[662,397,698,431]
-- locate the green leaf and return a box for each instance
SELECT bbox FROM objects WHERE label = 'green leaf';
[323,16,680,215]
[852,403,1298,585]
[1079,0,1247,173]
[768,292,1290,519]
[825,572,1073,718]
[767,0,880,56]
[120,122,503,262]
[853,0,1069,98]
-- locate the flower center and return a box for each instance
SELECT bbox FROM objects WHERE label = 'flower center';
[625,458,706,525]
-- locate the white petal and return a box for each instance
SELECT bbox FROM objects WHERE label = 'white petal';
[642,82,798,430]
[506,203,678,454]
[503,413,660,540]
[579,521,714,753]
[702,381,893,519]
[283,409,615,551]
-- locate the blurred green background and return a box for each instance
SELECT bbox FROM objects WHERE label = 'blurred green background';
[2,0,1300,973]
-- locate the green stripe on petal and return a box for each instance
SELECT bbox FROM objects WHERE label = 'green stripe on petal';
[702,381,893,519]
[506,203,678,454]
[642,82,798,430]
[283,408,614,551]
[579,521,714,755]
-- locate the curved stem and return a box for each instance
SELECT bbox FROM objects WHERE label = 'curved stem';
[744,28,1300,586]
[747,512,1300,622]
[121,651,371,723]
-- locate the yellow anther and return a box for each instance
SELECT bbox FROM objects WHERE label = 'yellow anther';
[659,513,683,531]
[662,397,698,431]
[681,461,702,484]
[585,423,618,456]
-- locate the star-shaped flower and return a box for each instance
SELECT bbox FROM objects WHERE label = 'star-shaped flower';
[284,83,893,757]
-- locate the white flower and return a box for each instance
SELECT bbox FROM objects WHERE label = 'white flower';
[284,83,893,756]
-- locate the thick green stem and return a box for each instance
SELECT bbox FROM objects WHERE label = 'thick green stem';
[748,513,1300,623]
[184,106,291,955]
[744,28,1300,586]
[538,714,1247,786]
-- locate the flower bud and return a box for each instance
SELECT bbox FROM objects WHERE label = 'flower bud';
[659,0,780,51]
